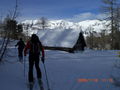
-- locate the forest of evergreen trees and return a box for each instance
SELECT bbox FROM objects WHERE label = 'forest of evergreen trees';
[86,0,120,50]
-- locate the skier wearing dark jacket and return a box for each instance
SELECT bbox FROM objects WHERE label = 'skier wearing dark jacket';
[24,34,45,87]
[15,38,25,62]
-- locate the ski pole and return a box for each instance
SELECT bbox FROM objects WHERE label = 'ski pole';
[43,63,51,90]
[24,56,26,78]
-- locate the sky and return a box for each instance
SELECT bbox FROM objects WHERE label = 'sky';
[0,0,110,22]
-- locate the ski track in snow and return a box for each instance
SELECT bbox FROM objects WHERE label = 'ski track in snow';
[0,47,120,90]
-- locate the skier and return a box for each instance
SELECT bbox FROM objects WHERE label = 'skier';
[24,34,45,90]
[15,38,25,62]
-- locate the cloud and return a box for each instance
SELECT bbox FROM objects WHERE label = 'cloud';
[20,12,107,23]
[67,12,107,22]
[96,13,107,19]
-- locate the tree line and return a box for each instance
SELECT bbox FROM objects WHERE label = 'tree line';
[86,0,120,50]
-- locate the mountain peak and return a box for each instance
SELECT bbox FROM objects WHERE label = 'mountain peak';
[22,19,108,34]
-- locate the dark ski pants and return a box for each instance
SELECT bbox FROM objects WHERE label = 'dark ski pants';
[18,49,23,58]
[18,49,24,61]
[29,55,42,83]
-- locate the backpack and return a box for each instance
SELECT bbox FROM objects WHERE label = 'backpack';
[18,41,25,50]
[29,41,42,55]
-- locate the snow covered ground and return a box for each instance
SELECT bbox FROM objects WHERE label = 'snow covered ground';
[37,29,80,48]
[22,29,81,48]
[0,45,120,90]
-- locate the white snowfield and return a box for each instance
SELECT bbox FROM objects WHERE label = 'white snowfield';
[0,44,120,90]
[37,29,80,48]
[23,29,81,48]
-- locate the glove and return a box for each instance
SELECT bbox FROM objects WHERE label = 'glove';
[41,57,45,63]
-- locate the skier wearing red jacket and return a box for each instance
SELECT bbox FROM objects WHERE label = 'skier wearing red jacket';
[24,34,45,88]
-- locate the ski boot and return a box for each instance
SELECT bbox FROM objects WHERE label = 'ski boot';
[38,79,44,90]
[29,82,34,90]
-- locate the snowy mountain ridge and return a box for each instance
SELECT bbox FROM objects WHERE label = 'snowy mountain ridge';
[22,19,109,33]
